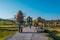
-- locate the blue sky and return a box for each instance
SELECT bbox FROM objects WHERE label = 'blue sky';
[0,0,60,20]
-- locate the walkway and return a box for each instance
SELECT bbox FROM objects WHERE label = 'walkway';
[6,26,48,40]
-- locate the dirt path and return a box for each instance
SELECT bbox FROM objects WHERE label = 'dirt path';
[6,26,48,40]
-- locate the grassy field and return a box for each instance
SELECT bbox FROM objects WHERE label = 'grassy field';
[47,31,60,40]
[0,21,17,40]
[0,21,60,40]
[0,30,17,40]
[45,27,60,40]
[0,21,14,26]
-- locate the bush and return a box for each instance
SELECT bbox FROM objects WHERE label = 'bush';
[47,30,60,40]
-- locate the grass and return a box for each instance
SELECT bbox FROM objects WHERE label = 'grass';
[47,32,60,40]
[0,27,18,31]
[0,20,19,40]
[0,21,60,40]
[45,27,60,40]
[44,27,60,32]
[56,33,60,36]
[0,30,17,40]
[0,21,14,26]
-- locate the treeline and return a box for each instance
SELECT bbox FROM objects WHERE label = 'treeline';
[0,18,14,22]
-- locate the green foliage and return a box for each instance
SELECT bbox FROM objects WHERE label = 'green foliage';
[0,20,14,26]
[47,30,60,40]
[0,30,16,40]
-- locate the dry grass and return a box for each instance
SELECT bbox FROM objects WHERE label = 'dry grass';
[0,30,16,40]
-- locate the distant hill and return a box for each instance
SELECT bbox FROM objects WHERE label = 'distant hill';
[0,18,5,21]
[0,18,14,22]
